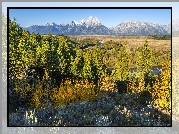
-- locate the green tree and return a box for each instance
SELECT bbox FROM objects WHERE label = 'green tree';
[36,35,50,68]
[46,33,59,73]
[19,31,39,69]
[112,42,129,82]
[9,18,23,78]
[82,49,95,80]
[70,48,84,78]
[137,40,152,90]
[57,36,75,75]
[92,45,106,77]
[91,45,106,89]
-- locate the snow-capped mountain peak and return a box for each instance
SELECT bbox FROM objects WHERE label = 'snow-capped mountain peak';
[51,22,57,26]
[93,17,101,24]
[88,16,93,20]
[70,21,76,26]
[44,22,57,26]
[85,16,102,26]
[80,19,85,25]
[74,20,79,25]
[23,16,171,35]
[110,20,170,35]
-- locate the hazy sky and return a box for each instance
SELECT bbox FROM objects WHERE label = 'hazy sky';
[8,8,171,28]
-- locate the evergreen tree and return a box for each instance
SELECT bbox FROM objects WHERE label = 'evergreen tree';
[137,40,152,90]
[46,33,59,73]
[70,48,84,79]
[57,36,75,76]
[9,18,23,78]
[111,42,129,93]
[82,49,95,80]
[112,42,129,82]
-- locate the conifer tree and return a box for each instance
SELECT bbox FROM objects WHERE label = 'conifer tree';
[91,45,106,88]
[137,40,152,91]
[70,48,84,79]
[46,33,59,73]
[111,42,130,93]
[57,36,75,75]
[112,42,129,82]
[9,18,23,78]
[82,49,95,80]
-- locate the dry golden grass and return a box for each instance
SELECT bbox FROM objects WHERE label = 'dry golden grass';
[69,35,171,52]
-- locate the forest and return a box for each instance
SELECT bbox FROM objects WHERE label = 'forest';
[8,18,171,126]
[147,34,171,40]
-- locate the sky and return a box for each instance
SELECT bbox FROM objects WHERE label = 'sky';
[8,8,171,28]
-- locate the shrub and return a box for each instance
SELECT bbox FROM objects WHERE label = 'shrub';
[13,79,32,108]
[150,61,171,111]
[50,79,100,106]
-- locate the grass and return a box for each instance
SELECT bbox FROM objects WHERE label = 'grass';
[69,35,171,51]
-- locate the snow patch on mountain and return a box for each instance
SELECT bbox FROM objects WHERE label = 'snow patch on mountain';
[23,16,171,35]
[85,16,102,27]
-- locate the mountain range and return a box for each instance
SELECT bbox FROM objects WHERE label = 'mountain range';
[23,16,171,36]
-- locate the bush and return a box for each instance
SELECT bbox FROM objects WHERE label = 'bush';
[13,79,33,109]
[50,79,100,106]
[149,61,171,111]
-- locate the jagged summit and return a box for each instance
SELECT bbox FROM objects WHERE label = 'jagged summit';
[74,21,79,25]
[85,16,102,26]
[88,16,93,20]
[66,16,102,27]
[23,16,171,35]
[43,22,57,27]
[80,19,85,24]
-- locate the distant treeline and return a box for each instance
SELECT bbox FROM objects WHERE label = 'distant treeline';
[148,34,171,40]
